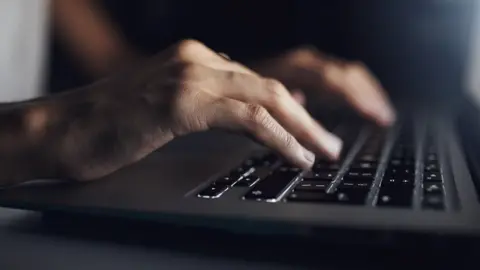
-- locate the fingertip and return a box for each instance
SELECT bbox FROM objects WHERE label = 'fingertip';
[328,135,343,159]
[318,132,342,160]
[302,148,316,169]
[374,104,397,127]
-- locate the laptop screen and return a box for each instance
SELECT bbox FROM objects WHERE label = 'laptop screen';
[465,1,480,108]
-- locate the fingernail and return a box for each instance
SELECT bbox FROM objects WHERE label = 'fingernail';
[324,134,342,159]
[303,149,316,167]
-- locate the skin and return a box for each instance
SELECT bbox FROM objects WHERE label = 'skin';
[0,40,395,187]
[251,46,395,126]
[52,0,140,78]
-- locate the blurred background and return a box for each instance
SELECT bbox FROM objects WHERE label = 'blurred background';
[47,0,475,101]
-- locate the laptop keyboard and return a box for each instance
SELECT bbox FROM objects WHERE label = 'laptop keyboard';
[197,123,449,211]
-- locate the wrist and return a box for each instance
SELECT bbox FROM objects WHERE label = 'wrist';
[46,83,174,181]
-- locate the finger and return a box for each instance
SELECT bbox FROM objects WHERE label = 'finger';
[218,52,231,60]
[291,89,306,106]
[208,98,315,169]
[322,62,396,126]
[217,72,342,160]
[358,68,396,124]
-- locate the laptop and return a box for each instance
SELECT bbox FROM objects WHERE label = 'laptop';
[1,0,480,243]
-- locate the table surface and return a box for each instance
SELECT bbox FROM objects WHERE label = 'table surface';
[1,207,478,270]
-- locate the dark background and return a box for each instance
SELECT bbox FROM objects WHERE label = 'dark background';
[47,0,476,100]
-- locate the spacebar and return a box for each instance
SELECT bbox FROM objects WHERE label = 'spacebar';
[244,171,300,202]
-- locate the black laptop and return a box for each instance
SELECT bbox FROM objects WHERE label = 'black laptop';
[1,0,480,243]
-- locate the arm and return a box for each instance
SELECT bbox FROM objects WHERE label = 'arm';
[51,0,139,78]
[0,85,174,188]
[0,40,346,188]
[0,97,67,187]
[0,90,108,187]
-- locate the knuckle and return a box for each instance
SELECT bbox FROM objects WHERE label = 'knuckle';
[287,45,318,62]
[244,104,269,127]
[322,63,349,92]
[264,78,287,104]
[175,39,206,60]
[345,61,367,77]
[323,61,341,75]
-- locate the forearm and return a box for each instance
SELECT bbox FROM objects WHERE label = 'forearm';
[0,99,63,187]
[0,85,166,187]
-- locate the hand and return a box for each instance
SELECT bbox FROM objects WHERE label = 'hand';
[51,40,342,181]
[252,46,396,126]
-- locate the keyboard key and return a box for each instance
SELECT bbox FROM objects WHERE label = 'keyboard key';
[340,181,356,188]
[390,159,415,168]
[343,171,375,180]
[308,171,337,180]
[312,164,339,173]
[427,154,438,161]
[343,175,374,185]
[198,183,229,199]
[424,163,439,172]
[358,154,377,162]
[215,176,238,185]
[423,182,443,194]
[385,167,415,176]
[390,159,402,166]
[335,188,369,205]
[243,159,255,167]
[295,181,330,191]
[361,171,375,178]
[229,166,254,180]
[381,176,414,188]
[257,153,278,166]
[235,176,260,187]
[278,166,302,173]
[348,170,375,177]
[424,174,442,183]
[377,187,413,207]
[286,191,337,203]
[346,170,375,177]
[351,162,377,170]
[424,172,441,180]
[346,171,359,177]
[314,162,341,170]
[422,194,445,210]
[244,171,300,201]
[343,174,374,180]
